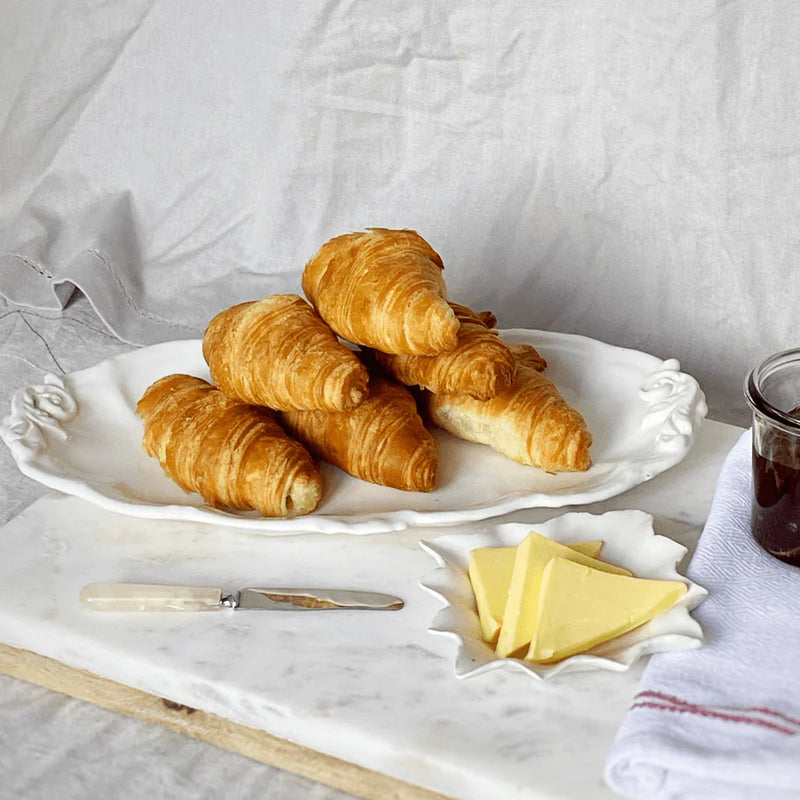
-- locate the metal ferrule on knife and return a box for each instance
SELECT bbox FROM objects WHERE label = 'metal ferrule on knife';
[79,583,404,612]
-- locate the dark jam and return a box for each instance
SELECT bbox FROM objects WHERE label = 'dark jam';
[752,452,800,565]
[752,405,800,566]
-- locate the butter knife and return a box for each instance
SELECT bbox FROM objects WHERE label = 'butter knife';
[80,582,404,612]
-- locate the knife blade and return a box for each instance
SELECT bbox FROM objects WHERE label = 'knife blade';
[79,582,404,612]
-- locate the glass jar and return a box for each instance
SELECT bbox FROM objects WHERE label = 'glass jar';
[744,348,800,566]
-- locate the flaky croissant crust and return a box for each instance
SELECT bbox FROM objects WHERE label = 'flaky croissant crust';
[425,357,592,472]
[279,376,438,492]
[302,228,459,356]
[203,294,368,411]
[370,302,524,400]
[136,374,323,516]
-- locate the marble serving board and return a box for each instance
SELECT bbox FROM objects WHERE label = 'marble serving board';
[0,420,743,800]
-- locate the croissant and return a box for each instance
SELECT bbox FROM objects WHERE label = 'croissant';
[136,374,323,516]
[203,294,368,412]
[302,228,459,356]
[423,353,592,472]
[368,303,525,400]
[474,310,498,328]
[505,342,548,373]
[279,376,438,492]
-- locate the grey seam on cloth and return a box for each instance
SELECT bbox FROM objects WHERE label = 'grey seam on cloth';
[7,253,53,279]
[82,249,194,330]
[4,249,196,331]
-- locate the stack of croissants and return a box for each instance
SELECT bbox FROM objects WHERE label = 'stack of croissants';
[135,228,593,518]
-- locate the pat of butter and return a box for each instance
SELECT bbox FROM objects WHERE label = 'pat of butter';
[496,530,631,658]
[526,557,688,664]
[563,540,605,560]
[469,546,515,645]
[469,539,605,646]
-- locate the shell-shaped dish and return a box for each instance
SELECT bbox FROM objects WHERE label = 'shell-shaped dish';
[419,510,707,679]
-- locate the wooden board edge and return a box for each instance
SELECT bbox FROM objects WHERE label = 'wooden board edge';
[0,641,453,800]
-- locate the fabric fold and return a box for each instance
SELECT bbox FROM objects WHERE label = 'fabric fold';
[605,430,800,799]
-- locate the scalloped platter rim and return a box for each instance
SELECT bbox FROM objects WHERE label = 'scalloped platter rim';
[0,330,707,534]
[418,509,708,680]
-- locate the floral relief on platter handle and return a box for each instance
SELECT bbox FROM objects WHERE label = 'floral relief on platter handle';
[639,358,708,452]
[0,375,78,456]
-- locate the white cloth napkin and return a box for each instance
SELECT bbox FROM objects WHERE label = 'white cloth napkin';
[605,429,800,799]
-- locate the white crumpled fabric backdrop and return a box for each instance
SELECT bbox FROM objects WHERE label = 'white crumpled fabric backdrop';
[4,0,799,424]
[1,1,798,798]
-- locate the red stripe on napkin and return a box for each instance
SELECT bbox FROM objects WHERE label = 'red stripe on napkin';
[632,691,799,736]
[749,706,800,728]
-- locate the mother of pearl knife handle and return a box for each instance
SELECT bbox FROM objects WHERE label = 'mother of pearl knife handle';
[80,582,224,612]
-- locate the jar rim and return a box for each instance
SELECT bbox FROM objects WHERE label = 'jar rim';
[744,347,800,433]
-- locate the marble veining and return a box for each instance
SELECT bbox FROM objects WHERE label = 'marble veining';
[0,420,743,800]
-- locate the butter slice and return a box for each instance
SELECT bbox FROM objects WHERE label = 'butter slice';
[495,531,631,658]
[568,540,604,560]
[469,539,605,645]
[469,546,516,644]
[526,557,688,663]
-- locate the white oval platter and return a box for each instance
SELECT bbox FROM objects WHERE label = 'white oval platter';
[1,330,707,534]
[419,510,707,679]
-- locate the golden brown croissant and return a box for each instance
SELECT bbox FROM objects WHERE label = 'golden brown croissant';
[474,310,498,328]
[279,376,438,492]
[368,303,522,400]
[302,228,459,356]
[423,352,592,472]
[136,374,323,516]
[203,294,368,412]
[505,342,548,373]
